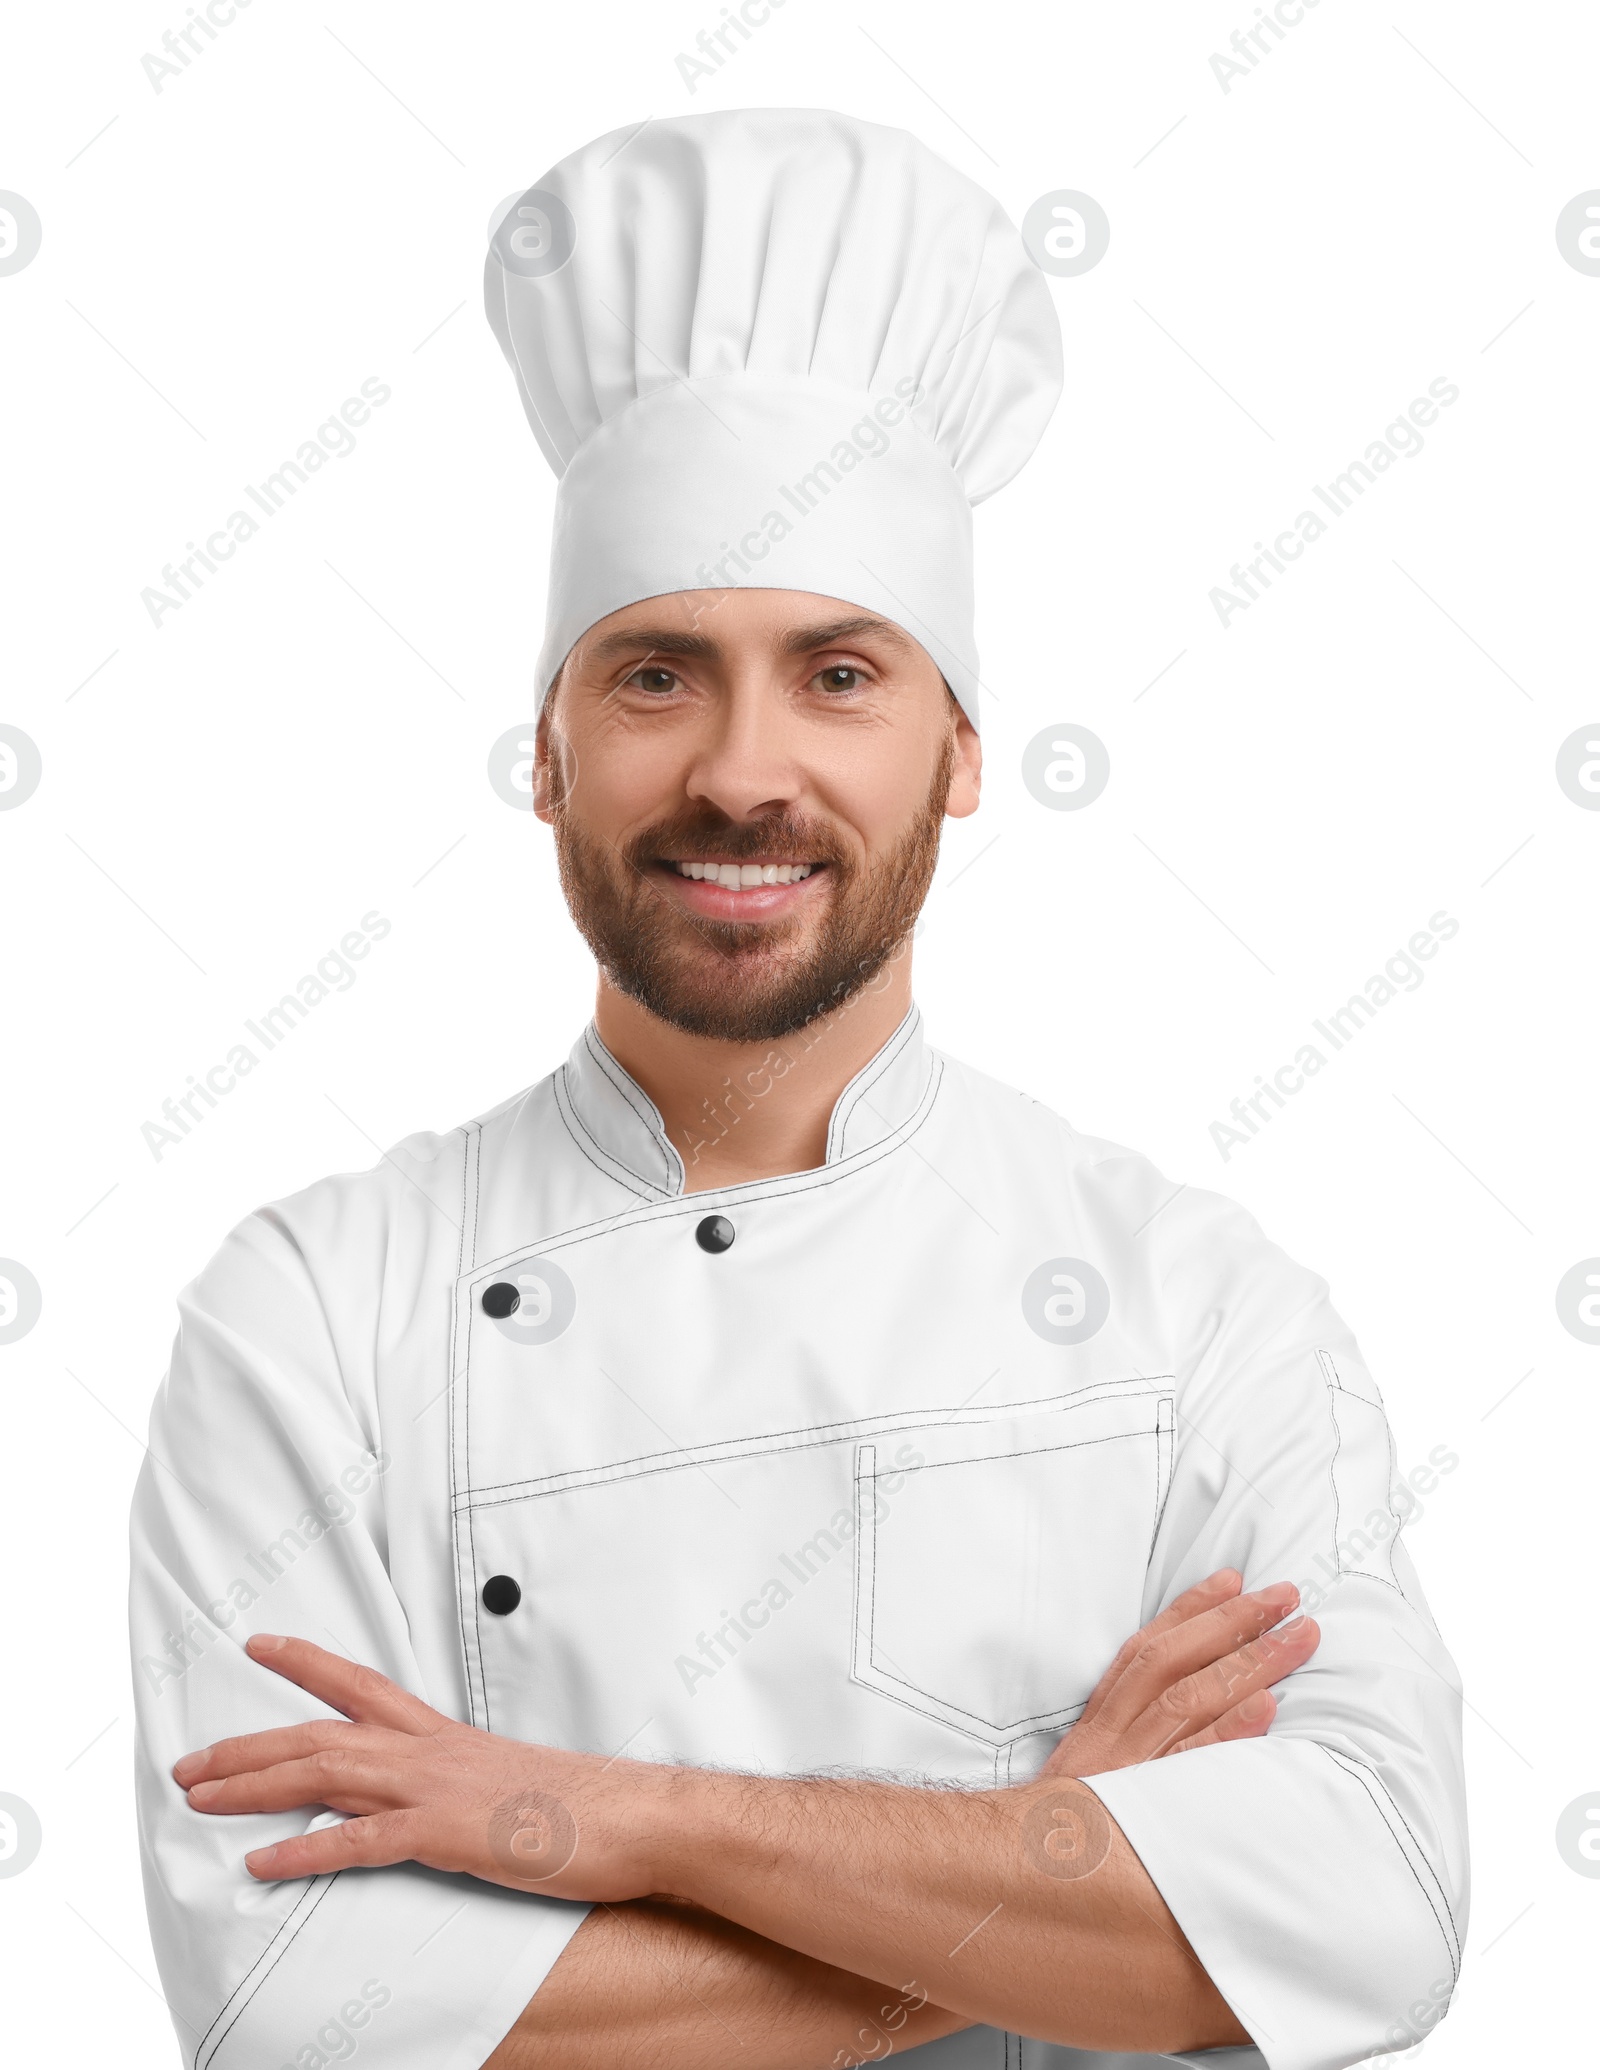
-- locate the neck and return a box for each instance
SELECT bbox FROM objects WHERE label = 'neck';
[593,947,915,1193]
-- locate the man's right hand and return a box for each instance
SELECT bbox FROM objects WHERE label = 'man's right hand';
[1042,1569,1319,1780]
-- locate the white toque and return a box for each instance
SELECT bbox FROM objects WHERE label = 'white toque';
[485,108,1062,726]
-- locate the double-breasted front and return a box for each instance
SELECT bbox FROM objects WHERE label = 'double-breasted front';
[130,1010,1466,2070]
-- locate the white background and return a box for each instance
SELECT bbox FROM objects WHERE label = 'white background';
[2,0,1596,2060]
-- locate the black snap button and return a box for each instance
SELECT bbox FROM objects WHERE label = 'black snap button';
[695,1215,735,1254]
[481,1574,522,1615]
[481,1281,521,1318]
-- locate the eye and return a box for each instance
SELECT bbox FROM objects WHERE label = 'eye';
[813,664,866,694]
[624,665,680,695]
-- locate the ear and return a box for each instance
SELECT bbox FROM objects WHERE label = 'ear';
[531,686,565,824]
[944,711,982,822]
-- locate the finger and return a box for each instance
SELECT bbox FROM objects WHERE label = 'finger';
[173,1718,384,1788]
[1088,1581,1304,1737]
[1075,1569,1243,1729]
[243,1636,443,1736]
[1166,1686,1278,1754]
[245,1810,420,1881]
[185,1745,402,1819]
[1132,1615,1321,1760]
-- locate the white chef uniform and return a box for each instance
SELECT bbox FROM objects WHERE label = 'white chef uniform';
[130,1009,1466,2070]
[131,109,1466,2070]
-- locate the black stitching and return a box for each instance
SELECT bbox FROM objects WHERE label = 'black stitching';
[896,1427,1161,1479]
[852,1429,1162,1735]
[852,1639,1085,1746]
[464,1055,946,1280]
[1379,1393,1403,1589]
[190,1876,323,2067]
[860,1439,879,1711]
[824,1006,918,1162]
[582,1027,684,1192]
[554,1065,661,1203]
[197,1875,338,2068]
[459,1378,1174,1510]
[454,1125,467,1284]
[467,1290,488,1728]
[1344,1754,1462,1962]
[1322,1357,1410,1594]
[1320,1745,1460,1976]
[449,1125,478,1726]
[465,1124,489,1728]
[1330,1567,1410,1601]
[1325,1360,1344,1572]
[461,1382,1159,1498]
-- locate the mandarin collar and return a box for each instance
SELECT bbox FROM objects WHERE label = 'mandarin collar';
[556,1006,931,1200]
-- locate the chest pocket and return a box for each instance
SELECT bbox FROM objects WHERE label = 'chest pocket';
[852,1384,1174,1746]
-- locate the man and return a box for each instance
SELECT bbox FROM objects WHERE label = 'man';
[131,111,1467,2070]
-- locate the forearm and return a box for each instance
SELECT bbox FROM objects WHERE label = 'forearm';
[486,1897,971,2069]
[178,1583,1297,2056]
[646,1771,1247,2055]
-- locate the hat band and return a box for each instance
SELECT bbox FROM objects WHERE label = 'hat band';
[534,375,979,723]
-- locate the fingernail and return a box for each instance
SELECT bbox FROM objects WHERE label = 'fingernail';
[249,1634,286,1653]
[1240,1691,1273,1722]
[245,1845,280,1874]
[172,1750,209,1784]
[1258,1582,1298,1607]
[187,1780,221,1806]
[1210,1568,1242,1590]
[1276,1613,1310,1636]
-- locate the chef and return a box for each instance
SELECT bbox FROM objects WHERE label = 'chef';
[130,110,1467,2070]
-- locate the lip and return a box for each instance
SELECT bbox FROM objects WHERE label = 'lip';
[650,860,827,922]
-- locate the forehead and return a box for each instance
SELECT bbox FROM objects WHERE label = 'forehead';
[569,589,930,673]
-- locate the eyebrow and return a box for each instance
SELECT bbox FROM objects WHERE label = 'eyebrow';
[776,614,918,658]
[580,611,918,670]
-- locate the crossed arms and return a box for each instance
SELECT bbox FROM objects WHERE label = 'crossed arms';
[172,1570,1317,2066]
[134,1213,1466,2069]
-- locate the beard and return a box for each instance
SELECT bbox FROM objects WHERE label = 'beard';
[547,731,954,1044]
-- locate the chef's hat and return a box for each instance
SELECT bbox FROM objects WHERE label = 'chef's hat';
[485,108,1062,728]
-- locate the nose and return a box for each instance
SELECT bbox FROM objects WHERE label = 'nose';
[681,673,804,825]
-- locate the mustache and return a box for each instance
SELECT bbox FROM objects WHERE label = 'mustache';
[625,809,854,870]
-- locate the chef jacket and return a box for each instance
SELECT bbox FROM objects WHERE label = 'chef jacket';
[130,1007,1467,2070]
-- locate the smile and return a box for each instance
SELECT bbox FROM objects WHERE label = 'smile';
[670,861,816,887]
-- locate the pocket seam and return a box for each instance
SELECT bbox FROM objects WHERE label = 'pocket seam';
[853,1417,1171,1741]
[461,1374,1175,1511]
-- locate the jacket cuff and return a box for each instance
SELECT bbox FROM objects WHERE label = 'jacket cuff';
[1085,1739,1460,2070]
[187,1863,589,2069]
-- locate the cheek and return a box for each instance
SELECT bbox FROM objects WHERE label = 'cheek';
[814,738,947,848]
[562,729,686,835]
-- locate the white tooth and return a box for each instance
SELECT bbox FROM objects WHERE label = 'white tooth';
[691,862,706,879]
[795,864,811,879]
[739,863,763,887]
[761,863,778,884]
[775,865,792,884]
[718,863,741,888]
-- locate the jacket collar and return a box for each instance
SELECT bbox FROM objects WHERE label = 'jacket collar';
[557,1005,931,1200]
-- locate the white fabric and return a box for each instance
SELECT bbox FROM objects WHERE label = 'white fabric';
[483,108,1063,722]
[131,1011,1466,2069]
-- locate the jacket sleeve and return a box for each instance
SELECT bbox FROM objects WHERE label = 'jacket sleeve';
[1084,1206,1468,2070]
[129,1207,590,2070]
